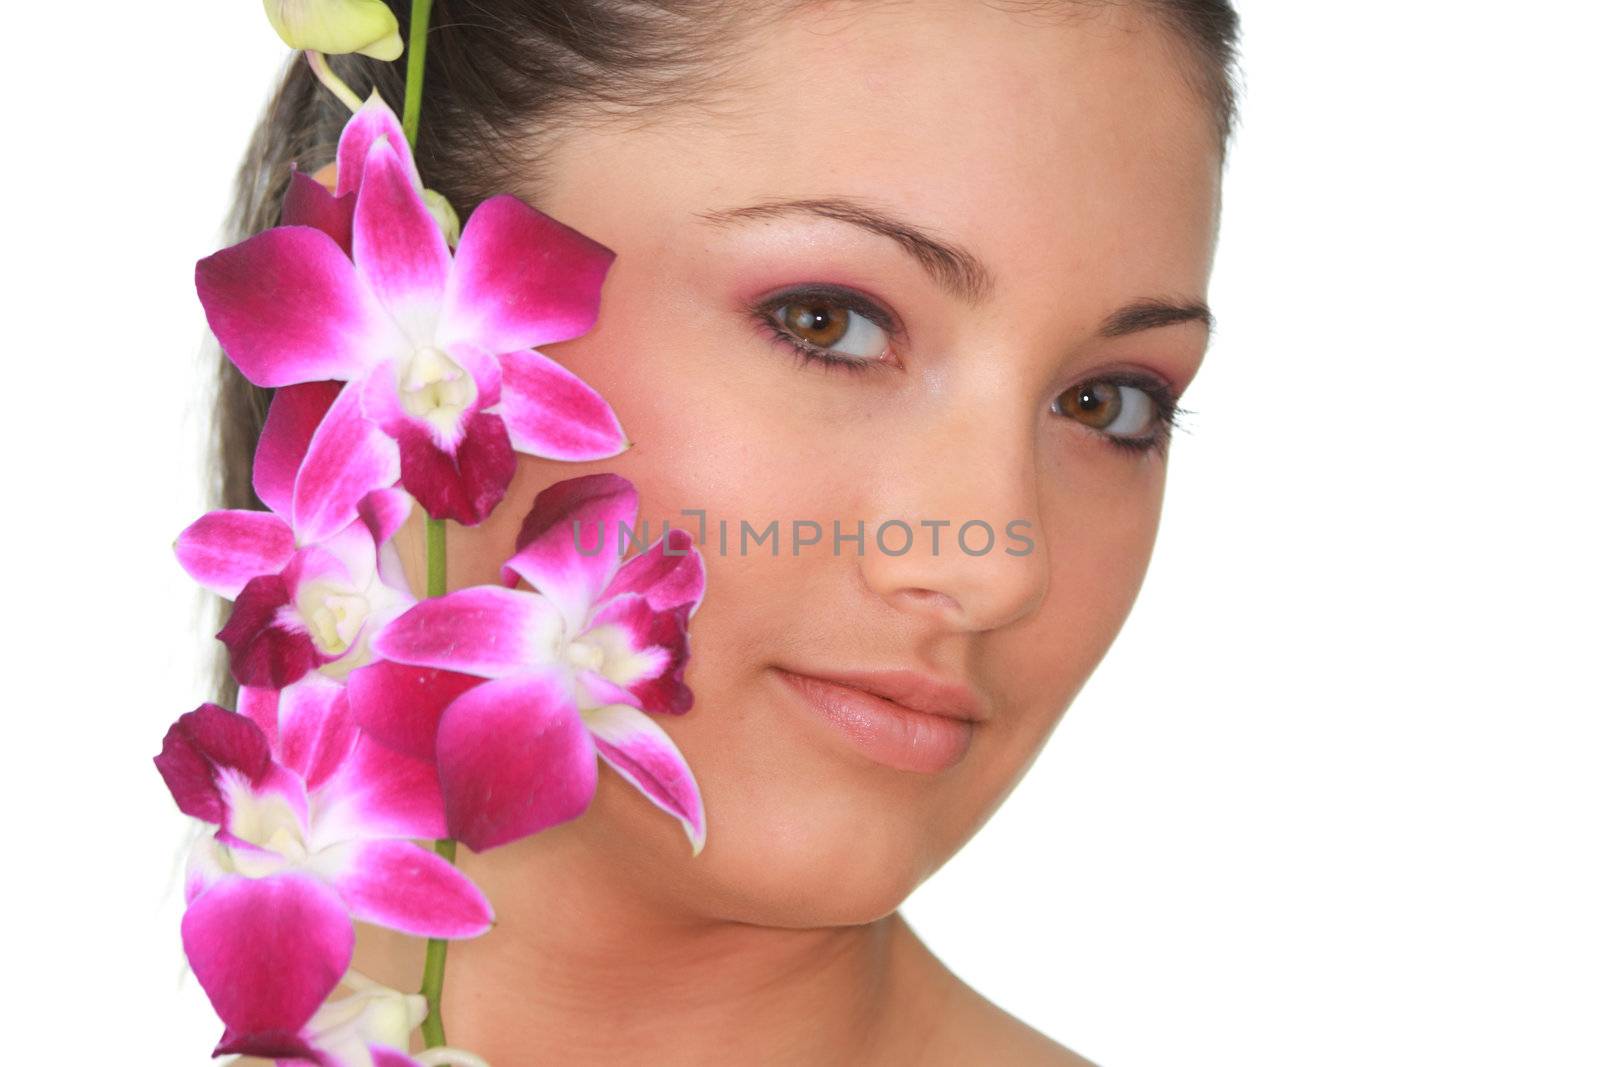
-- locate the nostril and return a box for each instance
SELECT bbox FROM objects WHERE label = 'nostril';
[896,587,962,617]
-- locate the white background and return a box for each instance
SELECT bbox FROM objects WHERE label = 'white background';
[4,2,1595,1064]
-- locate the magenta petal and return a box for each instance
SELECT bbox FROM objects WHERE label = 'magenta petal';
[438,194,616,353]
[504,473,636,632]
[435,672,597,851]
[218,573,321,689]
[370,1048,424,1067]
[312,734,448,844]
[196,226,402,387]
[174,510,295,599]
[276,676,358,790]
[583,704,706,855]
[293,380,402,545]
[395,412,514,526]
[182,873,354,1039]
[497,348,628,460]
[358,488,412,548]
[372,586,562,679]
[282,167,354,255]
[214,1030,320,1063]
[322,838,493,938]
[602,527,707,616]
[590,597,694,716]
[348,660,484,762]
[254,380,344,516]
[336,93,418,198]
[352,137,450,328]
[154,704,273,823]
[237,686,281,748]
[576,669,641,710]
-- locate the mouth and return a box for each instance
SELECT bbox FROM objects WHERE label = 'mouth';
[769,665,986,774]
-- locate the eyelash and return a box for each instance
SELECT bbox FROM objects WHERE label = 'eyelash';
[749,285,1192,458]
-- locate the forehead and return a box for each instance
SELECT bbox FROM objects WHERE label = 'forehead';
[547,1,1221,310]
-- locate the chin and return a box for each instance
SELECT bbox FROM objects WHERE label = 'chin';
[587,739,964,928]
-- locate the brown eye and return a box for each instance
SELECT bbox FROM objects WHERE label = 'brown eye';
[781,301,850,347]
[1059,381,1122,428]
[768,297,892,363]
[1052,379,1159,440]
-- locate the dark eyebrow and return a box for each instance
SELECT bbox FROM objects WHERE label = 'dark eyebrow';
[694,195,997,305]
[695,195,1213,339]
[1098,298,1214,339]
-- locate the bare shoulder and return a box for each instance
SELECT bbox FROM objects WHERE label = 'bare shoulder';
[891,918,1099,1066]
[932,976,1101,1066]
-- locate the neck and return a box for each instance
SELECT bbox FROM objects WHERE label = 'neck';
[353,795,953,1063]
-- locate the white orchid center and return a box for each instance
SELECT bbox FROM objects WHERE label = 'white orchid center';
[220,776,309,876]
[564,638,606,673]
[399,345,475,433]
[299,582,371,657]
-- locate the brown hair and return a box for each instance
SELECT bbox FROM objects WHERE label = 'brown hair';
[207,0,1241,705]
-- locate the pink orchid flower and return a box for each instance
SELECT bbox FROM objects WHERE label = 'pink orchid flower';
[357,473,707,854]
[155,680,493,1057]
[195,94,628,531]
[211,967,485,1067]
[174,381,416,689]
[281,93,449,258]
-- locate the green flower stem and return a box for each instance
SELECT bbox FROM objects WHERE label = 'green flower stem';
[401,0,434,148]
[306,51,362,112]
[426,516,447,598]
[408,4,454,1048]
[420,514,455,1047]
[419,837,458,1047]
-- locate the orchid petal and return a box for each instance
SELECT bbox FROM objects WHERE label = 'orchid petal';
[435,672,597,851]
[255,380,344,517]
[336,93,418,198]
[575,669,641,710]
[358,488,413,548]
[602,526,707,616]
[293,380,402,545]
[352,137,450,338]
[182,873,354,1041]
[196,225,404,387]
[174,510,295,599]
[276,674,358,790]
[497,348,628,460]
[315,513,382,593]
[587,597,693,716]
[372,586,564,679]
[311,735,448,845]
[219,573,321,689]
[316,838,493,939]
[154,704,273,824]
[348,660,483,762]
[358,340,502,452]
[184,832,231,906]
[238,685,281,749]
[282,167,354,254]
[504,473,637,634]
[394,412,515,526]
[576,595,671,696]
[214,1030,320,1064]
[438,194,615,352]
[582,703,706,856]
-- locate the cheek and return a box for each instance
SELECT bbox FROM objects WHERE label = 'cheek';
[439,297,1167,924]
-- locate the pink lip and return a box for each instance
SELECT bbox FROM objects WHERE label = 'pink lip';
[771,666,986,774]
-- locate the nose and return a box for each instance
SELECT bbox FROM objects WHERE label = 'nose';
[855,400,1050,634]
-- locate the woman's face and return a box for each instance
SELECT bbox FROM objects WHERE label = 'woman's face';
[396,0,1221,925]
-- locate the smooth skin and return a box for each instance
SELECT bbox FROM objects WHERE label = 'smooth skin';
[260,2,1222,1063]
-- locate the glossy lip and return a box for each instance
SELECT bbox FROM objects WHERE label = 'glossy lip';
[770,665,987,774]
